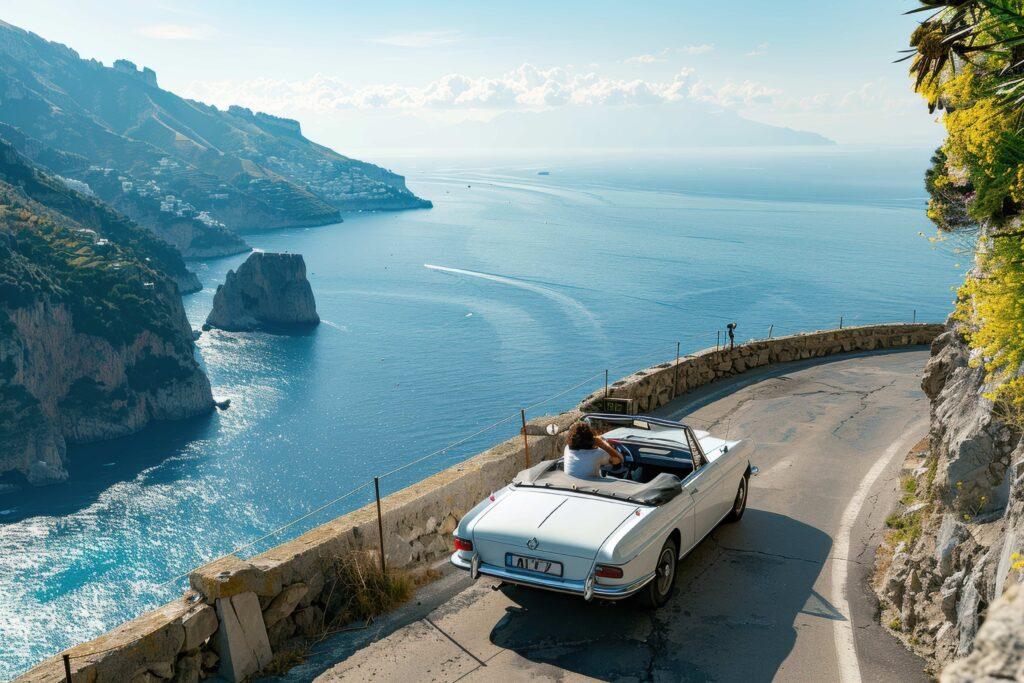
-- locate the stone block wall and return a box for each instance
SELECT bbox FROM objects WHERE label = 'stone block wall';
[19,323,942,682]
[580,323,944,415]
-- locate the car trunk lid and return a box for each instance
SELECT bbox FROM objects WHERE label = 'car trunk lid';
[472,489,637,559]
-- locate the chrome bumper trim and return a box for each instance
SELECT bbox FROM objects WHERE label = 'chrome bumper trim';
[450,552,655,600]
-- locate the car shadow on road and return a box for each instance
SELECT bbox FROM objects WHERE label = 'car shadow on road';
[488,508,834,682]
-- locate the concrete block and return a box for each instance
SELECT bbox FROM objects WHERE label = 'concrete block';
[215,591,273,682]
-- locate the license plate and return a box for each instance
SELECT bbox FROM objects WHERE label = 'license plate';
[505,553,563,577]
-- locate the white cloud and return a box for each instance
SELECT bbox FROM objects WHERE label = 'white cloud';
[185,65,695,112]
[367,30,460,48]
[135,23,217,41]
[771,80,919,114]
[673,44,714,55]
[182,64,797,121]
[746,42,769,57]
[691,80,782,107]
[625,54,666,64]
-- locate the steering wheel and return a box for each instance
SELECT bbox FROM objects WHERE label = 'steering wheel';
[601,442,634,478]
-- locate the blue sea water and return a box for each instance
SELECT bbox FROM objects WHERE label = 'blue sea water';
[0,147,961,678]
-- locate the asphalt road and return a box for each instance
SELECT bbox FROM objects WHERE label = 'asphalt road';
[275,349,932,683]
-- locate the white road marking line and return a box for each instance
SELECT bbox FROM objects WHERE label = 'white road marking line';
[831,425,924,683]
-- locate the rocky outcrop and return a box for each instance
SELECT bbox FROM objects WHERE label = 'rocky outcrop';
[875,320,1024,675]
[1,301,213,485]
[0,160,214,486]
[204,252,319,333]
[942,583,1024,682]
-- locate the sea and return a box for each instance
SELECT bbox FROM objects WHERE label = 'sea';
[0,146,962,678]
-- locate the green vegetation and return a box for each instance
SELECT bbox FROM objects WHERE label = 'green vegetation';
[905,1,1024,421]
[900,475,919,505]
[0,189,182,349]
[885,509,924,544]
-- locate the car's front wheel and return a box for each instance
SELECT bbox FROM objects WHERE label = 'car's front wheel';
[723,475,748,523]
[638,537,678,608]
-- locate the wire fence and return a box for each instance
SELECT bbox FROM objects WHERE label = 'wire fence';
[52,312,932,672]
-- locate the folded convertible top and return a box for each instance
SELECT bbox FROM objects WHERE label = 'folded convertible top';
[512,460,681,506]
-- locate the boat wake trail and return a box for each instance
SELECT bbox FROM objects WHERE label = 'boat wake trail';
[320,320,348,332]
[424,264,603,336]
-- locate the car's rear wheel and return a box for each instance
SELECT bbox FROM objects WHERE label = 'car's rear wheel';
[638,537,678,608]
[723,475,748,523]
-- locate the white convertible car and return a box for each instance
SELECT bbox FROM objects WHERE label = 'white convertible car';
[451,413,757,607]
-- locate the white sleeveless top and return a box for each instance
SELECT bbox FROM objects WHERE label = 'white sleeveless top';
[563,445,610,479]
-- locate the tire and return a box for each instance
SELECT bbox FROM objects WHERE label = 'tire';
[723,474,749,523]
[638,537,678,609]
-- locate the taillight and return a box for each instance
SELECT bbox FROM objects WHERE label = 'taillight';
[594,564,623,579]
[454,537,474,552]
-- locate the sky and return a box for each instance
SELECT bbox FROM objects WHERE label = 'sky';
[3,0,945,150]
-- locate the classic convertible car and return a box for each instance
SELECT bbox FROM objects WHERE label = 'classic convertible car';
[451,413,757,607]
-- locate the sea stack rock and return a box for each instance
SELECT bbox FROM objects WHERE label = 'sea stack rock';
[204,252,319,333]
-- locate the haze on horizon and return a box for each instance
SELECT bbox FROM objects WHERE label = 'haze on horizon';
[4,0,942,151]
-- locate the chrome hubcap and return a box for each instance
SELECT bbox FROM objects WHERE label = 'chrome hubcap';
[735,480,746,513]
[656,548,674,594]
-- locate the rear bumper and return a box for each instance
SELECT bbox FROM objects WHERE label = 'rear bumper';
[450,552,655,600]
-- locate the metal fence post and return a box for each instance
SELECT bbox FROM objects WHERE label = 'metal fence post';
[768,324,774,339]
[839,315,844,329]
[520,409,531,468]
[373,477,386,575]
[604,369,609,398]
[913,309,917,323]
[63,654,72,683]
[716,330,721,350]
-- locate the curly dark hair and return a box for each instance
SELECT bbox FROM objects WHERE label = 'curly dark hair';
[568,422,596,450]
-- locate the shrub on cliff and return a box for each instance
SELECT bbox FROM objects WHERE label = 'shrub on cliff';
[907,1,1024,421]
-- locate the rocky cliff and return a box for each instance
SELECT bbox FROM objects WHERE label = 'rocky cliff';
[875,321,1024,676]
[204,252,319,333]
[0,156,213,485]
[0,18,430,242]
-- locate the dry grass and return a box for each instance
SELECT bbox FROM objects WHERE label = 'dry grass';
[256,552,414,679]
[873,531,898,589]
[323,552,414,625]
[260,647,307,677]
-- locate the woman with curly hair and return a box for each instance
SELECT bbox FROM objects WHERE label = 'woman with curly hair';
[563,421,622,479]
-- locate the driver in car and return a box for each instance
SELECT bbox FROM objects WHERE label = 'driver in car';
[564,422,623,479]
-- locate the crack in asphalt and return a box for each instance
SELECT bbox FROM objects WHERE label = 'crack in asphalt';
[831,380,897,439]
[716,544,826,565]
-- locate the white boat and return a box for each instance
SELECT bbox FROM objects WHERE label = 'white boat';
[451,413,757,607]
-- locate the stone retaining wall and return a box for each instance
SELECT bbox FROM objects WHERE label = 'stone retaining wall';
[580,323,944,414]
[19,323,942,682]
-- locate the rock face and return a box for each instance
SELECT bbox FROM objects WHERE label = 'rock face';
[875,320,1024,675]
[942,583,1024,682]
[204,252,319,333]
[0,145,214,486]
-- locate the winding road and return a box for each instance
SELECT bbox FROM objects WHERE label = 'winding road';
[273,349,933,683]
